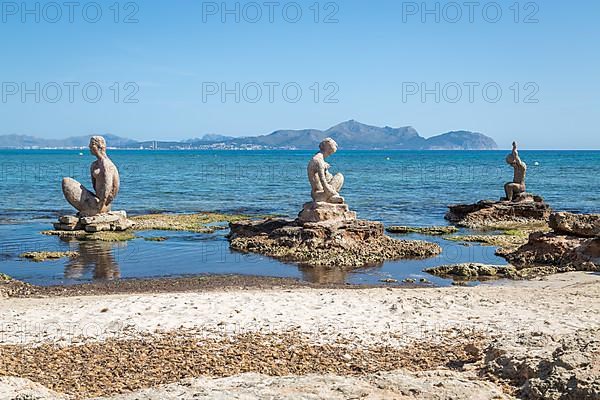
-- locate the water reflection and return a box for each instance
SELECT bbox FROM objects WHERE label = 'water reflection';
[60,238,123,280]
[298,265,350,284]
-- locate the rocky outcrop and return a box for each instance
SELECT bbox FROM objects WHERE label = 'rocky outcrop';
[504,232,599,272]
[446,195,551,229]
[549,212,600,238]
[485,328,600,400]
[504,212,600,272]
[229,218,442,269]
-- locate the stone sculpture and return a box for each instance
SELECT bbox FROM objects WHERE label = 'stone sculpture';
[55,136,133,233]
[62,136,120,217]
[445,140,550,229]
[298,138,357,223]
[308,138,344,204]
[504,141,527,202]
[228,139,442,269]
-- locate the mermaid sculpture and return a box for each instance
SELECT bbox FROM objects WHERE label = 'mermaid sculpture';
[62,136,120,217]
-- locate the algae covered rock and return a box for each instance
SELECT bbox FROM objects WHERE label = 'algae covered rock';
[19,251,79,262]
[229,218,441,269]
[386,225,458,236]
[424,263,518,279]
[131,212,251,233]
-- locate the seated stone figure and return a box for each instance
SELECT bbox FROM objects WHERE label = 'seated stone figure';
[504,141,527,201]
[307,138,345,204]
[62,136,120,217]
[299,138,356,224]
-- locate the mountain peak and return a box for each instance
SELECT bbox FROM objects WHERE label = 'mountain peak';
[330,119,374,131]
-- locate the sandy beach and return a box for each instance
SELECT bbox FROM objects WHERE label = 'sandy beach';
[1,272,598,399]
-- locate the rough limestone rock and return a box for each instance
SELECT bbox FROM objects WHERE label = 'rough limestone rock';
[445,195,551,229]
[229,218,441,269]
[485,328,600,400]
[549,212,600,238]
[53,210,135,233]
[82,370,511,400]
[0,377,68,400]
[504,212,600,272]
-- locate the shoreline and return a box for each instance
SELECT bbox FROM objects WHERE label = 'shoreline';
[1,273,429,299]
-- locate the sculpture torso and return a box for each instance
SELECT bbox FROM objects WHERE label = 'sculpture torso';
[91,157,120,206]
[307,153,344,203]
[513,160,527,186]
[307,154,328,194]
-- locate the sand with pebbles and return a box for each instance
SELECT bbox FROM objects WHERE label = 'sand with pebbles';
[1,272,598,399]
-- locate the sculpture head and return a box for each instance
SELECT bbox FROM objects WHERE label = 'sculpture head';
[506,153,516,165]
[319,138,338,157]
[89,136,107,157]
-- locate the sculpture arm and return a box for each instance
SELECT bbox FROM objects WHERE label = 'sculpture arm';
[90,164,96,191]
[512,142,525,167]
[96,169,114,205]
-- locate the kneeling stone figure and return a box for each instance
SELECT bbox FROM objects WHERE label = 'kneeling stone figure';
[298,138,357,223]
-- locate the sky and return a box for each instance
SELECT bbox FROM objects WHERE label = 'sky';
[0,0,599,149]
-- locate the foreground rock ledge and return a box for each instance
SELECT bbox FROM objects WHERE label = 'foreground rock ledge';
[485,328,600,400]
[445,194,551,229]
[228,218,442,269]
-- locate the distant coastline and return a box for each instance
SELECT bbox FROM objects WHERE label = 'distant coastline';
[0,120,498,151]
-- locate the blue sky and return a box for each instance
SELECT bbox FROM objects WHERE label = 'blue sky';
[0,0,598,149]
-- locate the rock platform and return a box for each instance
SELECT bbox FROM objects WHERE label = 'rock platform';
[228,218,441,269]
[53,211,134,233]
[445,194,551,229]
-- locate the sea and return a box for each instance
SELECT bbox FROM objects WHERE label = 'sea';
[0,149,598,286]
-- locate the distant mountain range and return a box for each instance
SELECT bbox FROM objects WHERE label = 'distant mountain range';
[0,120,498,150]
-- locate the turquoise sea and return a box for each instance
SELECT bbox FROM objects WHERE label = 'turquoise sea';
[1,150,598,286]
